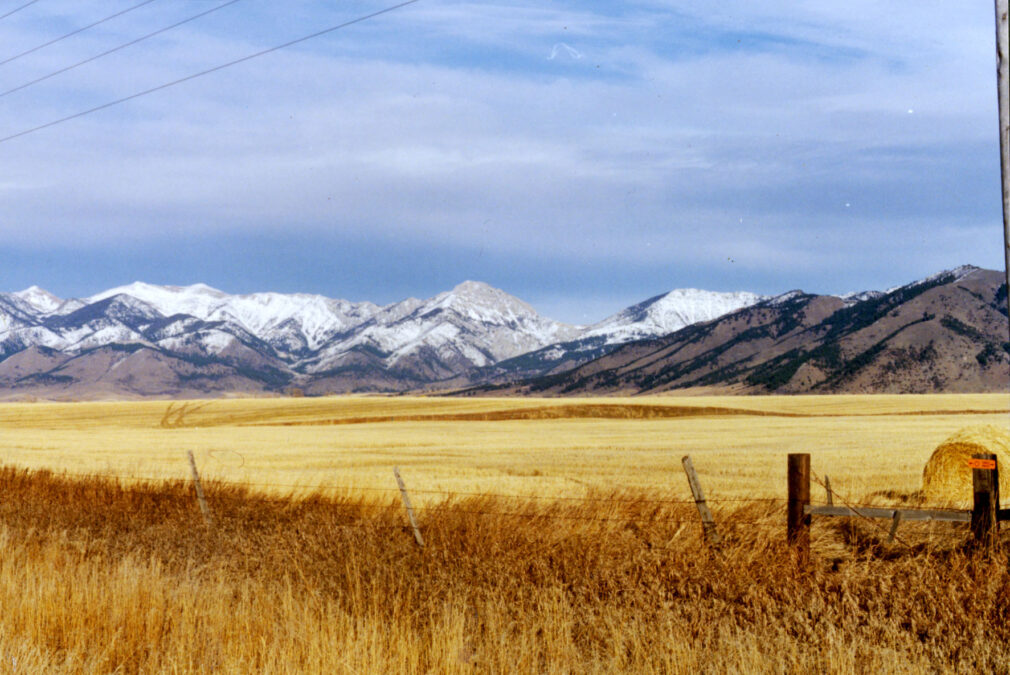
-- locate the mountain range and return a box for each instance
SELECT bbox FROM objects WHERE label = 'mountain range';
[0,279,761,398]
[0,266,1005,399]
[478,265,1009,396]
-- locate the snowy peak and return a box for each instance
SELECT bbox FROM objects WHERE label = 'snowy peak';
[902,264,980,290]
[88,282,229,319]
[304,280,581,375]
[426,281,527,316]
[839,290,884,306]
[764,290,808,306]
[939,264,980,282]
[584,288,766,344]
[12,286,65,315]
[87,282,380,354]
[839,265,981,304]
[56,293,162,328]
[451,280,499,296]
[419,280,566,331]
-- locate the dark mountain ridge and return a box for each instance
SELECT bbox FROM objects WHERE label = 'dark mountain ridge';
[471,266,1010,396]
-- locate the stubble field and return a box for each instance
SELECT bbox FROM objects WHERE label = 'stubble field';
[0,393,1007,672]
[3,393,1008,500]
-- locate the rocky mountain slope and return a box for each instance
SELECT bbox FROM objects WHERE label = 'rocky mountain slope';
[2,267,1003,399]
[0,281,576,397]
[482,266,1009,396]
[0,280,758,398]
[467,289,765,384]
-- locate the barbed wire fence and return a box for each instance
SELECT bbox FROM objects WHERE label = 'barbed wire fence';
[2,451,986,560]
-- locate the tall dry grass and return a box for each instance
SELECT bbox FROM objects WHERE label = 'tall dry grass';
[0,467,1005,673]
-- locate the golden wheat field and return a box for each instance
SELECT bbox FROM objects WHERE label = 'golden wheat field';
[0,394,1007,673]
[1,393,1007,502]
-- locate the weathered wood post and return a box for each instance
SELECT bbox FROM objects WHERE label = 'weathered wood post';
[887,510,903,544]
[681,455,720,546]
[787,454,811,567]
[970,453,1000,551]
[394,466,424,548]
[187,450,212,527]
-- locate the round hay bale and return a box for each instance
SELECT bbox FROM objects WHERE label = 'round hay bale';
[921,424,1010,506]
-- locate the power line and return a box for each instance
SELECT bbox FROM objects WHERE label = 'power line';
[0,0,419,145]
[0,0,160,68]
[0,0,39,22]
[0,0,245,100]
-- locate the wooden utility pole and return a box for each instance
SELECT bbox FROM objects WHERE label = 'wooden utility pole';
[997,0,1010,321]
[787,454,811,567]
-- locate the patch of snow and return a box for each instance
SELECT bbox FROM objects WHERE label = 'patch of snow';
[839,290,884,305]
[69,327,147,351]
[882,265,980,295]
[88,282,381,352]
[12,286,63,314]
[540,347,566,361]
[584,288,766,343]
[764,290,806,306]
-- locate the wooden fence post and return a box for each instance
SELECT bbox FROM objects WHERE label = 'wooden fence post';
[187,450,212,527]
[887,510,903,544]
[787,454,811,567]
[394,467,424,548]
[970,453,1000,551]
[681,455,720,546]
[824,475,833,506]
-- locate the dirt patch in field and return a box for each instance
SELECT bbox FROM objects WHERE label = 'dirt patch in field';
[243,403,800,426]
[148,398,1008,429]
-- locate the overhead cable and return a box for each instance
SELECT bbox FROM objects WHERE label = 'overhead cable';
[0,0,39,22]
[0,0,161,68]
[0,0,245,100]
[0,0,419,145]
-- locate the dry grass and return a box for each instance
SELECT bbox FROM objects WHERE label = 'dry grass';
[0,467,1005,674]
[0,395,1007,672]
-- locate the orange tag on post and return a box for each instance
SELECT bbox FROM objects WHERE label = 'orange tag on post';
[968,459,997,470]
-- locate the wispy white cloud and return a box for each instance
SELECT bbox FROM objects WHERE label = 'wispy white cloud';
[548,42,582,60]
[0,0,1000,311]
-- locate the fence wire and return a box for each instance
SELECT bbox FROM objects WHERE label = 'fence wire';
[0,463,980,544]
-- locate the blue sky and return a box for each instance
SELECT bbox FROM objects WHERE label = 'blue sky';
[0,0,1002,323]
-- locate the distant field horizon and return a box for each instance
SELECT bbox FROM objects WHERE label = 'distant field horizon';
[1,393,1005,505]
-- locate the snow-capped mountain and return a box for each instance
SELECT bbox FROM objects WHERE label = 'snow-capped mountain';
[12,286,68,315]
[88,282,380,356]
[300,281,582,380]
[1,271,975,398]
[0,280,589,395]
[494,265,1008,396]
[471,289,766,383]
[582,289,765,344]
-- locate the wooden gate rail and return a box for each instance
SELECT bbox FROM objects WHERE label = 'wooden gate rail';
[788,452,1004,566]
[805,505,969,522]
